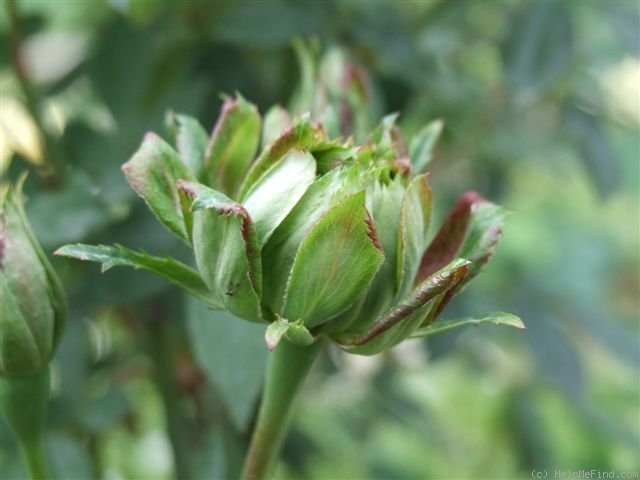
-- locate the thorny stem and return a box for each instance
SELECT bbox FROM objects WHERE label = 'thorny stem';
[241,340,324,480]
[6,0,65,187]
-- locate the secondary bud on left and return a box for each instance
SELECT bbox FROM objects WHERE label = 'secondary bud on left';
[0,177,66,377]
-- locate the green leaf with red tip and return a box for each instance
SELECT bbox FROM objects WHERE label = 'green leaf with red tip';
[167,112,208,179]
[122,133,194,243]
[241,149,316,247]
[334,259,470,355]
[204,94,261,198]
[179,181,262,322]
[281,191,385,329]
[409,119,443,173]
[416,192,504,284]
[410,312,525,338]
[54,244,221,308]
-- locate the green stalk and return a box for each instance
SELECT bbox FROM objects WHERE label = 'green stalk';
[241,340,324,480]
[0,368,51,480]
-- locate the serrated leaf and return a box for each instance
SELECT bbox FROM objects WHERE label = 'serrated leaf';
[168,112,209,179]
[122,133,194,243]
[242,149,316,246]
[409,119,443,172]
[54,244,221,308]
[179,181,262,321]
[334,258,469,355]
[282,191,385,328]
[204,95,261,198]
[410,312,525,338]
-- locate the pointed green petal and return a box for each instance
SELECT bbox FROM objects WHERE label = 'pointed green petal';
[334,259,470,355]
[167,112,208,179]
[410,312,525,338]
[409,119,443,173]
[204,95,261,198]
[396,174,432,299]
[281,191,385,328]
[242,149,316,247]
[54,243,220,308]
[261,105,291,148]
[122,133,194,243]
[179,181,263,321]
[238,114,331,200]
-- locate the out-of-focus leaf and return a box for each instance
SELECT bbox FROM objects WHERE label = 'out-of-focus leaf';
[47,433,92,480]
[54,244,220,308]
[25,170,112,249]
[410,312,524,338]
[567,106,620,197]
[261,105,291,148]
[186,298,268,430]
[607,2,640,57]
[502,0,573,94]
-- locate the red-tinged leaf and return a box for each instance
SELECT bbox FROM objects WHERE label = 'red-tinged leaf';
[122,133,194,243]
[334,259,469,355]
[179,181,262,322]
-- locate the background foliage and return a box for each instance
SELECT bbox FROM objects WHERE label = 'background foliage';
[1,0,638,479]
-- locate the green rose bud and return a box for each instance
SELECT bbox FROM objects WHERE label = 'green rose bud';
[1,176,66,376]
[1,176,66,480]
[58,97,522,356]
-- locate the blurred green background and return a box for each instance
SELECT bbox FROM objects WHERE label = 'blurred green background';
[1,0,638,479]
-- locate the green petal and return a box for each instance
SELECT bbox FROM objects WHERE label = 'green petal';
[238,114,331,200]
[167,112,209,180]
[122,132,194,243]
[281,191,385,328]
[261,105,291,148]
[54,243,221,309]
[180,181,263,322]
[204,94,261,198]
[334,259,470,355]
[242,149,316,247]
[409,119,443,173]
[396,174,432,299]
[410,312,525,338]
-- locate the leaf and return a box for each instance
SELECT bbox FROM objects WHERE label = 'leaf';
[417,192,504,284]
[566,105,620,198]
[179,181,262,321]
[502,0,573,95]
[122,133,194,243]
[410,312,525,338]
[54,244,221,308]
[334,258,470,355]
[204,94,261,198]
[409,119,443,172]
[241,149,316,246]
[168,112,209,179]
[282,192,385,329]
[186,298,268,430]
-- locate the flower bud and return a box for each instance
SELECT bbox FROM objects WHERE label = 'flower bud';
[0,177,66,376]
